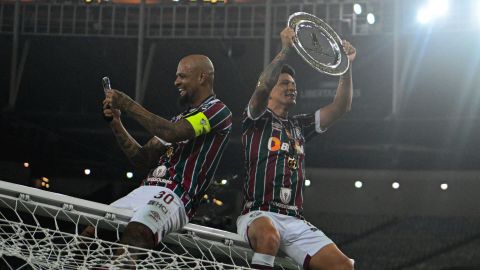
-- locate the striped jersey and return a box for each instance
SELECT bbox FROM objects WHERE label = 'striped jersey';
[142,96,232,218]
[241,107,324,218]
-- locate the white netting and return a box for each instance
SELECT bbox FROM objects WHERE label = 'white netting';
[0,181,300,270]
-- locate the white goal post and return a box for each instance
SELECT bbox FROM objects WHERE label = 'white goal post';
[0,180,300,270]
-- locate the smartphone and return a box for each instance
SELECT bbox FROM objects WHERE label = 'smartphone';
[102,76,113,122]
[102,76,111,93]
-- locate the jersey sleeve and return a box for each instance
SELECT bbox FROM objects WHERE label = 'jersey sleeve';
[185,102,232,137]
[294,109,327,142]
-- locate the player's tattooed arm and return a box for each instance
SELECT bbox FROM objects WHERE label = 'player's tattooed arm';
[249,27,295,119]
[106,90,195,142]
[110,120,166,170]
[249,47,290,118]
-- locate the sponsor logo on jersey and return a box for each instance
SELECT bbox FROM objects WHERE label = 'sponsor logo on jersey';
[146,177,173,185]
[295,127,302,137]
[268,137,290,152]
[268,137,281,151]
[294,141,304,155]
[270,201,298,211]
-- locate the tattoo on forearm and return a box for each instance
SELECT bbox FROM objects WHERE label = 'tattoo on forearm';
[256,47,290,91]
[250,47,291,117]
[112,125,141,161]
[128,105,173,138]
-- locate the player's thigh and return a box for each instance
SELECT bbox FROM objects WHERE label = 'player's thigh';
[130,187,188,243]
[280,219,334,268]
[237,211,280,250]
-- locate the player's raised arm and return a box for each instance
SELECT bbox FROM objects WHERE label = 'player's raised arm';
[248,27,295,119]
[102,99,166,170]
[318,40,357,129]
[105,89,196,143]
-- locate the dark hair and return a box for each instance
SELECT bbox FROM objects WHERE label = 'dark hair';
[281,64,295,78]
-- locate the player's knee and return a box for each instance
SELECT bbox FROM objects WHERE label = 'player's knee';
[254,226,280,251]
[337,257,354,270]
[121,221,155,249]
[80,225,95,238]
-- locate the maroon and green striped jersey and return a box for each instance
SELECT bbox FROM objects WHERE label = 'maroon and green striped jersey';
[142,96,232,218]
[241,107,323,218]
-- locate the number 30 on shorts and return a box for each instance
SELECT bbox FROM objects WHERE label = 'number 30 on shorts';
[154,191,174,204]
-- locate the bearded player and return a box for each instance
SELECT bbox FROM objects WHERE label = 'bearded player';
[83,55,232,263]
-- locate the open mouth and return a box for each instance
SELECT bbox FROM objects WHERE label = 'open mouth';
[179,89,186,96]
[285,93,296,98]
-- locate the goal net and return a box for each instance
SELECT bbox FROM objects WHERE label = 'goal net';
[0,180,300,270]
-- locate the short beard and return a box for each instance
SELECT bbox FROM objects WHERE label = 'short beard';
[178,93,190,107]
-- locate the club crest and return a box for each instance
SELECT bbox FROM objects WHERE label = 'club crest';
[152,165,167,178]
[280,187,292,204]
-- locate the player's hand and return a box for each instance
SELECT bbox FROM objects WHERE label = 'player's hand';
[102,98,121,122]
[280,26,296,50]
[342,40,356,63]
[105,89,134,111]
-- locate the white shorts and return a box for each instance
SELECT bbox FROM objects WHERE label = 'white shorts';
[110,186,188,244]
[236,211,333,267]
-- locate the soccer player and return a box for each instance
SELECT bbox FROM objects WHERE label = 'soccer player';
[237,27,356,270]
[86,55,232,260]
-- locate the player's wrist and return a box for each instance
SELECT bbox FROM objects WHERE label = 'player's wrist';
[120,96,135,112]
[340,68,352,80]
[109,117,122,127]
[282,46,292,54]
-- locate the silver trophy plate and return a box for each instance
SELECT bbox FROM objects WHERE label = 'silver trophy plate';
[288,12,349,76]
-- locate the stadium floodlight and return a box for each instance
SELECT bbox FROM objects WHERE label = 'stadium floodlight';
[84,169,91,176]
[354,180,363,189]
[417,0,449,24]
[417,7,433,24]
[366,13,376,24]
[305,179,311,187]
[440,183,448,190]
[392,182,400,189]
[429,0,449,17]
[126,172,133,179]
[353,3,362,15]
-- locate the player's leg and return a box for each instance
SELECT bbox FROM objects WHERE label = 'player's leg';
[307,243,353,270]
[120,221,155,249]
[280,217,353,270]
[237,211,281,269]
[80,225,96,238]
[115,186,188,260]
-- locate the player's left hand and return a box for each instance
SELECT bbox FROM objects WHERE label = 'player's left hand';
[342,40,356,63]
[105,89,134,111]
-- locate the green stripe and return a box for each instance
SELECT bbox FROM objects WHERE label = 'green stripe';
[173,141,195,183]
[254,120,271,202]
[188,137,214,195]
[204,135,229,183]
[209,107,229,128]
[287,168,299,216]
[243,120,253,194]
[273,127,287,203]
